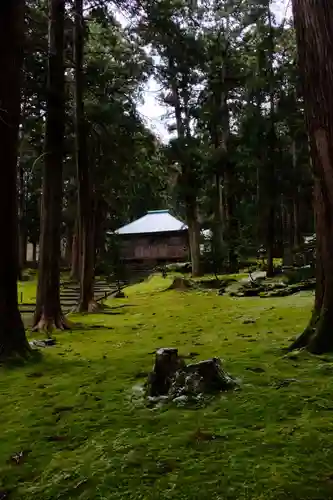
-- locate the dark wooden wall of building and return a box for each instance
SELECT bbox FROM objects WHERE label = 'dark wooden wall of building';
[119,232,188,262]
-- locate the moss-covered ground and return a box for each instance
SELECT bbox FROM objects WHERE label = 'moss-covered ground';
[2,275,333,499]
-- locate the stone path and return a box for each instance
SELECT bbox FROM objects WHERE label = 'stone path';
[19,278,126,316]
[19,267,152,319]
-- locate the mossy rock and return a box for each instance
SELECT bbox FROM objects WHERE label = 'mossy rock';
[284,266,315,284]
[197,277,236,292]
[167,277,194,291]
[165,262,192,274]
[259,279,315,298]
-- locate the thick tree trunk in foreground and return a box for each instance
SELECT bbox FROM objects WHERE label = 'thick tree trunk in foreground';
[33,0,68,332]
[0,0,30,358]
[74,0,96,312]
[290,0,333,353]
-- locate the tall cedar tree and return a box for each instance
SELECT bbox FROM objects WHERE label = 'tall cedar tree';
[290,0,333,353]
[264,6,277,277]
[33,0,69,331]
[0,0,30,357]
[74,0,96,311]
[169,61,201,277]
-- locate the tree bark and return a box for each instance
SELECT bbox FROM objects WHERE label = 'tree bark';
[186,200,201,277]
[70,220,80,280]
[211,173,224,272]
[33,0,68,332]
[74,0,96,312]
[64,224,72,266]
[18,160,27,277]
[169,59,201,277]
[32,242,37,264]
[0,0,30,358]
[290,0,333,353]
[209,32,238,274]
[291,140,302,248]
[94,197,106,267]
[223,159,238,273]
[282,198,294,267]
[265,5,277,278]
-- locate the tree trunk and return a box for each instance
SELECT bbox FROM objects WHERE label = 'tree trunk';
[265,5,277,278]
[223,160,238,273]
[94,197,106,267]
[70,218,80,280]
[209,32,239,274]
[18,160,26,277]
[282,198,293,267]
[293,196,301,249]
[0,0,30,358]
[186,200,201,277]
[290,0,333,353]
[74,0,96,312]
[169,58,201,278]
[212,173,224,271]
[33,0,68,332]
[291,140,302,248]
[32,242,37,264]
[64,224,72,265]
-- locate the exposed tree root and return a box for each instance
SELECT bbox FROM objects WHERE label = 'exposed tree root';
[32,314,72,334]
[289,309,333,354]
[289,312,318,351]
[88,300,102,313]
[76,299,104,314]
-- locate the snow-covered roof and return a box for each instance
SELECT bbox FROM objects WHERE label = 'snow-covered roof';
[115,210,188,235]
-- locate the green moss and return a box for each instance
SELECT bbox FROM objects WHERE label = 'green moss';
[2,277,332,499]
[17,280,37,304]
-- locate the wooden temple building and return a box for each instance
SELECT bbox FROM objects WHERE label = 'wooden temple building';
[115,210,189,264]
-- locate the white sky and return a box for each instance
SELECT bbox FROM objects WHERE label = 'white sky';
[134,0,292,142]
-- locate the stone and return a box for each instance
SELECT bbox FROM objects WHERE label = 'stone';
[172,395,188,406]
[29,338,56,348]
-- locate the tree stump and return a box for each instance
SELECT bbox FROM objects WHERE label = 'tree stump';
[147,350,236,400]
[167,277,193,290]
[147,348,185,396]
[184,358,235,392]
